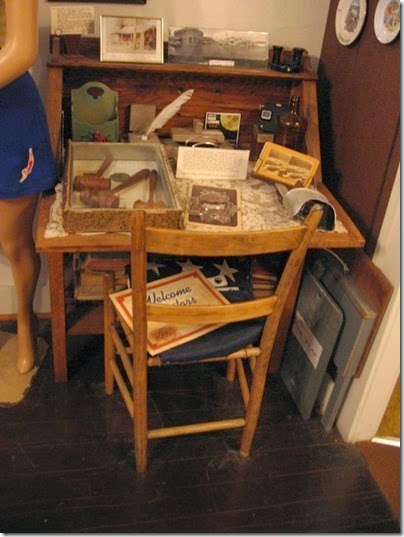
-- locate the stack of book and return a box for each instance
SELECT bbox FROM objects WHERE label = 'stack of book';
[251,258,279,298]
[74,253,130,301]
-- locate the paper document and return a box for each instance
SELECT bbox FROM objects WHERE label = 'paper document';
[176,147,249,180]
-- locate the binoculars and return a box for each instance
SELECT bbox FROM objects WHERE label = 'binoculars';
[271,46,305,73]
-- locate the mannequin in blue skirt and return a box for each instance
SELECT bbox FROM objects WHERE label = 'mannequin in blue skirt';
[0,0,57,373]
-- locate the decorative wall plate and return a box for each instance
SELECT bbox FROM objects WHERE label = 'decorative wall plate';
[374,0,400,43]
[335,0,367,45]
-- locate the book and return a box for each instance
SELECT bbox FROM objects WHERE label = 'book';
[73,252,130,301]
[109,269,230,355]
[82,253,130,272]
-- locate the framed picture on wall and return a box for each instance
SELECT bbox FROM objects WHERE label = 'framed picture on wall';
[100,15,163,63]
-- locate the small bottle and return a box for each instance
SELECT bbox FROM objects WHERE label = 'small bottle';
[274,96,307,151]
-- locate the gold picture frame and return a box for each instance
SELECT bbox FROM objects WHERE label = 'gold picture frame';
[100,15,163,64]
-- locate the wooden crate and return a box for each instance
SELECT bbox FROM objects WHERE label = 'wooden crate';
[63,141,182,232]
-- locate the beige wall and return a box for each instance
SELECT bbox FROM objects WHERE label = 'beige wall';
[34,0,331,93]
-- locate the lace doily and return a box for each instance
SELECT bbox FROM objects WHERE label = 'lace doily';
[42,168,347,237]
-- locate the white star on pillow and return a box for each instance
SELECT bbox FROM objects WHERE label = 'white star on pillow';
[147,261,166,276]
[213,260,239,282]
[176,258,203,272]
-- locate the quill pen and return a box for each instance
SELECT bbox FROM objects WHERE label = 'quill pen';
[145,89,194,136]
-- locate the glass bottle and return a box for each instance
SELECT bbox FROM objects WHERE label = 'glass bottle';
[274,96,307,151]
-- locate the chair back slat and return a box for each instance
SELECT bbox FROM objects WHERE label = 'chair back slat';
[146,295,278,325]
[145,226,307,257]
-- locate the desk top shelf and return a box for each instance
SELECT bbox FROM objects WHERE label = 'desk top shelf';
[47,54,318,82]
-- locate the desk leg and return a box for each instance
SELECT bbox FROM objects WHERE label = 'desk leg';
[48,252,68,382]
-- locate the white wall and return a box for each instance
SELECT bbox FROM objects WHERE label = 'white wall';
[336,167,401,442]
[35,0,330,79]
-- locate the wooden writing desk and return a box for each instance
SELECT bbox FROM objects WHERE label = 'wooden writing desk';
[38,46,364,381]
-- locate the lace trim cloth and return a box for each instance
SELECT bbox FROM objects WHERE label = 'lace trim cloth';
[44,173,347,238]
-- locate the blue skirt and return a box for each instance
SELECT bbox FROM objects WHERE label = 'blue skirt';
[0,72,57,198]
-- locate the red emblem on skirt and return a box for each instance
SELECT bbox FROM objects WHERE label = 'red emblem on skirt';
[19,148,35,183]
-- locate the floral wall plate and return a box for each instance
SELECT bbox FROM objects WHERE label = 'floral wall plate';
[335,0,367,45]
[374,0,400,43]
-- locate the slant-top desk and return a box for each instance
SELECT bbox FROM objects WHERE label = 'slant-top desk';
[37,50,364,381]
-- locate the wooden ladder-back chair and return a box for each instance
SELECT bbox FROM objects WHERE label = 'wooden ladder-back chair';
[103,206,323,472]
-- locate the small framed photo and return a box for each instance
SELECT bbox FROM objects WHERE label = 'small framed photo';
[205,112,241,146]
[100,15,163,64]
[253,142,319,189]
[184,183,241,231]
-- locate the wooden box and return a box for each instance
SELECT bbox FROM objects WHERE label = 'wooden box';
[63,141,182,232]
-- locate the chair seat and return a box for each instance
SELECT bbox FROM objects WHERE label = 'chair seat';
[159,317,266,364]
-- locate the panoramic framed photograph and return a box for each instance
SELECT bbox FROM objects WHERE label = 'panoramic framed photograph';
[100,15,163,63]
[168,26,269,67]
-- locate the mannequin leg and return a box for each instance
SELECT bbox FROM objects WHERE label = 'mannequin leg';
[0,194,41,374]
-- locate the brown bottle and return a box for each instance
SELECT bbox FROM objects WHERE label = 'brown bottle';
[274,96,307,151]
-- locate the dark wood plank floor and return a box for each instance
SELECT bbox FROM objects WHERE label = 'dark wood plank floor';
[0,322,400,533]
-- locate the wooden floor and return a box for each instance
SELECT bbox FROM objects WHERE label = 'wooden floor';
[0,323,400,533]
[358,441,400,523]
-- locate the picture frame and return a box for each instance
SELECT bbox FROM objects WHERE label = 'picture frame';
[100,15,163,64]
[184,184,242,231]
[168,26,269,67]
[109,269,230,355]
[253,142,319,189]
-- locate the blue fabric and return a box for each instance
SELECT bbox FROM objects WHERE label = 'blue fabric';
[0,72,57,198]
[159,317,266,364]
[145,254,254,303]
[137,254,263,364]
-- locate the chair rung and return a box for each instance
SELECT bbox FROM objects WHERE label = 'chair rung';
[110,360,134,417]
[148,418,245,439]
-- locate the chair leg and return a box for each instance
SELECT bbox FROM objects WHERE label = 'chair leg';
[226,359,236,381]
[239,351,269,457]
[103,272,116,395]
[133,351,148,472]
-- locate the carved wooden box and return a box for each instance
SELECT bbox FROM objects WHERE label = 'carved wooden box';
[63,141,182,232]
